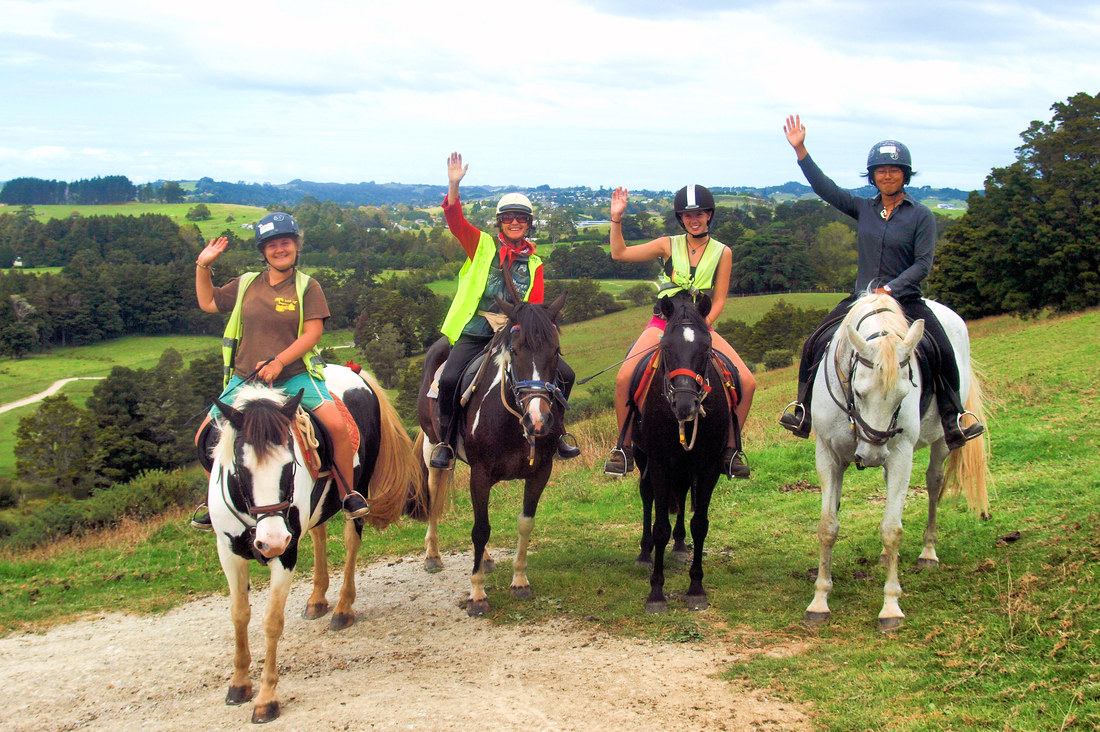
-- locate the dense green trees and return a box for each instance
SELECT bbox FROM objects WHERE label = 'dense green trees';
[0,175,137,205]
[929,92,1100,317]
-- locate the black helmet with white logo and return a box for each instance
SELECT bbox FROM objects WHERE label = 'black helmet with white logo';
[866,140,912,177]
[254,212,300,252]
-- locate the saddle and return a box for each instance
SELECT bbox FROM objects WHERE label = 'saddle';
[428,345,495,447]
[627,348,741,415]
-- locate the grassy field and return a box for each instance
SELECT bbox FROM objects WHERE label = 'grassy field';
[26,202,268,241]
[2,305,1097,730]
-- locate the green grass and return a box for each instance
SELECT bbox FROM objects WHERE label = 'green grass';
[28,202,268,241]
[2,304,1097,730]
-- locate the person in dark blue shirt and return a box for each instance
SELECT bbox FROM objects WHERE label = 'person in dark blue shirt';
[777,114,984,450]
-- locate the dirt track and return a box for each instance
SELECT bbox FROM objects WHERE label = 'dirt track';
[1,550,812,731]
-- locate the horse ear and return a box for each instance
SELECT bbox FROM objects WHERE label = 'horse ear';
[902,319,925,353]
[547,292,566,321]
[846,322,874,360]
[214,398,244,430]
[695,294,712,320]
[659,296,675,320]
[495,295,516,320]
[282,389,304,418]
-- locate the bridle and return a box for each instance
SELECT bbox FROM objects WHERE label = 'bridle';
[661,316,713,451]
[826,308,917,449]
[499,323,569,464]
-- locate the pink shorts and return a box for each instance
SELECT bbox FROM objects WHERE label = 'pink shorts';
[646,315,714,332]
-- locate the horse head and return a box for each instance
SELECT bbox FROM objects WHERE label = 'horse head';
[495,293,566,438]
[212,386,305,560]
[842,294,924,467]
[659,293,714,429]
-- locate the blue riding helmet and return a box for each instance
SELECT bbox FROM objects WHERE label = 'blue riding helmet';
[254,212,300,252]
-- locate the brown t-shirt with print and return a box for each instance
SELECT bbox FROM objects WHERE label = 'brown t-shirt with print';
[213,272,330,379]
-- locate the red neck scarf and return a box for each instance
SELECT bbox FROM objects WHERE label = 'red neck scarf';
[498,235,535,268]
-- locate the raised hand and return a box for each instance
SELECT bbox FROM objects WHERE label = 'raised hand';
[610,187,629,220]
[447,152,468,186]
[784,114,806,151]
[197,236,229,267]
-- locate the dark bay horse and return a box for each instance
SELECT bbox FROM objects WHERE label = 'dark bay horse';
[633,294,731,613]
[413,294,567,616]
[206,365,418,723]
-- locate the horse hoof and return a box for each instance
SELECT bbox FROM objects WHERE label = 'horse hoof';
[226,685,253,706]
[645,599,668,614]
[329,611,355,631]
[686,595,708,611]
[301,602,329,620]
[803,611,830,629]
[916,558,940,570]
[482,558,496,574]
[878,616,904,633]
[425,557,444,573]
[511,584,533,600]
[635,558,653,570]
[467,599,490,617]
[251,701,280,724]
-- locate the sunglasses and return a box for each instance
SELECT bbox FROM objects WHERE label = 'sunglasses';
[499,213,531,224]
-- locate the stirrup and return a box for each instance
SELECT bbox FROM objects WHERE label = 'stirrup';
[603,446,633,477]
[722,447,750,480]
[429,442,455,470]
[190,504,213,532]
[778,401,810,437]
[954,410,985,441]
[557,432,581,459]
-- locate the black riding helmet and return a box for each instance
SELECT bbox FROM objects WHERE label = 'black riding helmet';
[254,212,301,270]
[673,184,715,235]
[866,140,913,184]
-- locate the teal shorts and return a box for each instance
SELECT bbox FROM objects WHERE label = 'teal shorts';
[210,372,332,418]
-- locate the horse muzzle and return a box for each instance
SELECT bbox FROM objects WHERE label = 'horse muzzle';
[254,518,292,559]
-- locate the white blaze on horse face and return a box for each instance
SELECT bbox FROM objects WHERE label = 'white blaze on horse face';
[242,443,294,558]
[682,327,697,344]
[524,364,552,433]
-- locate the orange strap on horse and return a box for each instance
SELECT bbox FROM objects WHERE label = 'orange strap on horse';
[631,350,662,411]
[709,353,739,408]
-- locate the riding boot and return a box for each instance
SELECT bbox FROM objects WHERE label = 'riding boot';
[557,433,581,459]
[429,414,456,470]
[934,375,985,451]
[190,504,213,531]
[604,445,634,476]
[779,380,813,438]
[721,447,750,479]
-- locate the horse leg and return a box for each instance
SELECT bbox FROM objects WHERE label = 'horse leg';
[467,466,493,617]
[511,468,551,600]
[918,442,950,568]
[671,500,690,563]
[878,451,914,633]
[217,541,253,706]
[331,514,363,630]
[806,445,844,628]
[685,477,715,611]
[302,525,330,619]
[645,465,672,613]
[252,562,294,724]
[424,461,448,573]
[636,468,654,568]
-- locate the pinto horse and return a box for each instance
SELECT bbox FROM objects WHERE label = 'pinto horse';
[413,294,567,616]
[633,294,731,613]
[804,292,990,632]
[206,365,418,723]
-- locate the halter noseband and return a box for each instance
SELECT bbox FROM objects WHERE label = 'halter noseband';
[500,322,569,464]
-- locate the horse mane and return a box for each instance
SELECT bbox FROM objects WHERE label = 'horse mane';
[665,295,708,332]
[213,384,293,466]
[841,292,911,392]
[509,301,559,351]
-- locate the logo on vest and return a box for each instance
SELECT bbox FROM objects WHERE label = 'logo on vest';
[274,297,298,313]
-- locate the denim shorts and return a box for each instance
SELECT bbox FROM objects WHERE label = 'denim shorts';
[210,372,332,418]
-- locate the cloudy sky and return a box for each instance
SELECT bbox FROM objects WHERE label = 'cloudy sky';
[2,0,1097,193]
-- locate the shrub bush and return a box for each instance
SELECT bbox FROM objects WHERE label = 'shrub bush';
[763,349,794,371]
[1,470,205,549]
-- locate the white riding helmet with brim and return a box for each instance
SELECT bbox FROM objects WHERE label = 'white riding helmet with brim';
[496,193,533,216]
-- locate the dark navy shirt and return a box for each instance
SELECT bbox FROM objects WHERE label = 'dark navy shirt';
[799,155,936,299]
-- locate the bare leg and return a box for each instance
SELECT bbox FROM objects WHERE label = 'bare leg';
[314,401,356,502]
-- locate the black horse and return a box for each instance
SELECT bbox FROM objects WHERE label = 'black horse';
[414,294,568,616]
[633,294,731,613]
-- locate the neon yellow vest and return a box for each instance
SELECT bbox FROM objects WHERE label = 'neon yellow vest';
[440,231,543,344]
[221,270,325,387]
[657,234,726,300]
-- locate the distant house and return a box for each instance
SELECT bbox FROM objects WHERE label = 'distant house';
[937,204,956,210]
[12,256,23,268]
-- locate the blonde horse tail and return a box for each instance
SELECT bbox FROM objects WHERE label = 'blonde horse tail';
[943,362,992,519]
[406,432,431,520]
[359,370,420,530]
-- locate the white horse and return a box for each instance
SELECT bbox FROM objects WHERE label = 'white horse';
[207,365,418,723]
[804,292,990,633]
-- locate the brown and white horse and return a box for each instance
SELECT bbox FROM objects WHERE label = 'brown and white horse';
[413,294,567,616]
[206,364,418,723]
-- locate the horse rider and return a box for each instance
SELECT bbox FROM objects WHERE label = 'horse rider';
[428,152,580,470]
[777,114,984,450]
[190,211,368,530]
[602,184,756,479]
